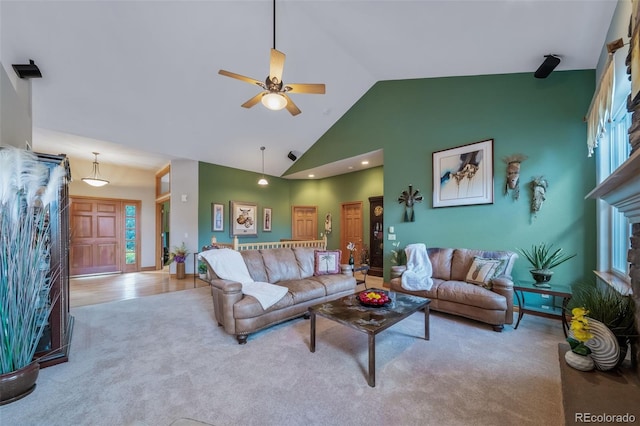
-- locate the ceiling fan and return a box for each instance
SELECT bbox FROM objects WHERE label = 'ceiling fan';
[218,0,325,116]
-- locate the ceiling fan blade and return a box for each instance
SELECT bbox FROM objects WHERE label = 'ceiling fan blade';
[218,70,263,87]
[269,49,286,82]
[285,83,326,94]
[241,92,265,109]
[283,94,301,116]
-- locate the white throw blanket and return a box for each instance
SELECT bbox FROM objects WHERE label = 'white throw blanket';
[401,243,434,291]
[198,249,288,310]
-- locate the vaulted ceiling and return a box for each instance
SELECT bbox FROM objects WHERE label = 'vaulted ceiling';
[1,1,617,178]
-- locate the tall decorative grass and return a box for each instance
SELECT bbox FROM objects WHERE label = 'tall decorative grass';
[0,147,65,374]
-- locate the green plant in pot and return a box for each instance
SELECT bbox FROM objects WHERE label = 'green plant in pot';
[198,261,208,279]
[567,281,637,367]
[0,147,66,405]
[516,242,576,286]
[390,241,407,279]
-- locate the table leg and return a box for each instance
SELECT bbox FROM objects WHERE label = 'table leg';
[310,311,316,353]
[368,333,375,387]
[424,305,430,340]
[514,289,525,330]
[561,297,570,338]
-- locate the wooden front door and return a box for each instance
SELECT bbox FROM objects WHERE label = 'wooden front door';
[70,197,121,276]
[341,201,364,263]
[291,206,318,240]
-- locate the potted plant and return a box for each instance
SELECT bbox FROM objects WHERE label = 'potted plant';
[390,241,407,279]
[0,147,66,405]
[169,242,190,279]
[516,242,576,286]
[198,261,208,280]
[567,282,637,368]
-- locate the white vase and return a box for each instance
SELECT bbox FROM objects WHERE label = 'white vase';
[564,350,595,371]
[584,318,620,371]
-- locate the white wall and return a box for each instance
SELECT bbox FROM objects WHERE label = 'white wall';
[0,62,32,148]
[68,156,158,269]
[169,158,199,274]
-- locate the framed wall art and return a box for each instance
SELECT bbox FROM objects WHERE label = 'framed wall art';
[230,201,258,237]
[263,207,272,232]
[432,139,494,208]
[211,203,224,232]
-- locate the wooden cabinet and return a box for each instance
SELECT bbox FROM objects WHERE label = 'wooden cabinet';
[368,196,383,277]
[34,153,73,368]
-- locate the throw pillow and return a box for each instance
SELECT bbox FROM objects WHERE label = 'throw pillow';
[314,250,341,276]
[466,257,502,288]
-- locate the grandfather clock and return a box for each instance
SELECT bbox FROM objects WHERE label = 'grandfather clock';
[368,196,383,277]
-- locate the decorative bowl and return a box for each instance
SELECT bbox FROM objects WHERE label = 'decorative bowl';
[358,290,390,307]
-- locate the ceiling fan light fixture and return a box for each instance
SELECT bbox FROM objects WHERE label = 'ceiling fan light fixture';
[81,152,110,187]
[261,92,287,111]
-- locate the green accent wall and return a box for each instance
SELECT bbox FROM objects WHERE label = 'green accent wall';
[200,70,597,287]
[198,163,383,251]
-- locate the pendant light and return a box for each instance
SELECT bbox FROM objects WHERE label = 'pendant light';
[258,146,268,186]
[82,152,110,187]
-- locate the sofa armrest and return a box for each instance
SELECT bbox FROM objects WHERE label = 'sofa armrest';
[491,275,514,325]
[209,278,244,334]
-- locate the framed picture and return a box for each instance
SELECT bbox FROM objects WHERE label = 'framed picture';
[230,201,258,237]
[432,139,494,208]
[211,203,224,232]
[263,207,272,232]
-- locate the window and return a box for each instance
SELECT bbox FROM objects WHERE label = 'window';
[597,104,631,278]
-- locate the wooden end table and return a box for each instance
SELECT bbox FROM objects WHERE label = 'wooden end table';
[309,290,430,387]
[513,281,572,337]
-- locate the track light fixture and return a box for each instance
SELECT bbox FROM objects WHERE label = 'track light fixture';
[81,152,110,187]
[534,55,561,79]
[12,59,42,79]
[258,146,268,186]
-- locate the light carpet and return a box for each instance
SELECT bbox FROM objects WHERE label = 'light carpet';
[1,287,566,426]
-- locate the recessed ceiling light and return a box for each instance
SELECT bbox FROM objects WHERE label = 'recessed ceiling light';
[361,160,369,165]
[348,166,354,170]
[308,174,315,178]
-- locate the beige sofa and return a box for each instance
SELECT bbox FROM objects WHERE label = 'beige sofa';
[389,247,518,331]
[202,246,356,344]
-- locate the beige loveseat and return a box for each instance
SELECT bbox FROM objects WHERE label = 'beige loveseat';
[390,247,518,331]
[202,245,356,344]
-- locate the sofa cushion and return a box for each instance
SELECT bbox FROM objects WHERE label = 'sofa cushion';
[261,248,302,283]
[451,249,516,282]
[311,274,356,295]
[427,248,454,281]
[240,250,269,282]
[293,247,316,278]
[466,257,502,288]
[314,250,341,275]
[437,280,507,311]
[233,291,295,319]
[279,279,327,304]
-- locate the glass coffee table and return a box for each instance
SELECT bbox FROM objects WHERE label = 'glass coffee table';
[309,290,430,387]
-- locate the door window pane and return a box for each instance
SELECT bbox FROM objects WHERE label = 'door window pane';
[125,204,136,265]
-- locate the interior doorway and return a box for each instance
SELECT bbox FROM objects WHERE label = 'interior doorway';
[156,198,170,270]
[291,206,318,240]
[340,201,364,263]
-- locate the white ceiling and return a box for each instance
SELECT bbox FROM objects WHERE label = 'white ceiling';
[1,0,617,178]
